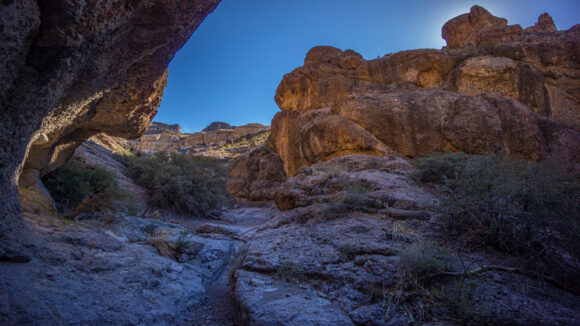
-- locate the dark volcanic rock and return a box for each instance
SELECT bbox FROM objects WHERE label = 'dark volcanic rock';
[0,0,220,257]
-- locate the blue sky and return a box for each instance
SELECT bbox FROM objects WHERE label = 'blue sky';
[154,0,580,133]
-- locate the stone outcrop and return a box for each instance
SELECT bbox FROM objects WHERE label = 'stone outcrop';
[270,6,580,176]
[441,5,509,49]
[227,147,287,201]
[73,134,149,214]
[233,154,580,325]
[0,203,243,325]
[441,5,559,49]
[144,122,182,135]
[128,122,270,153]
[203,121,233,132]
[1,0,220,258]
[272,155,432,212]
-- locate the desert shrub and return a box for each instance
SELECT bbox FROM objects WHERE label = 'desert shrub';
[417,153,580,288]
[223,131,270,149]
[430,280,492,324]
[275,259,305,283]
[412,152,469,183]
[175,231,192,252]
[43,158,119,209]
[379,242,455,323]
[115,152,233,217]
[398,241,453,285]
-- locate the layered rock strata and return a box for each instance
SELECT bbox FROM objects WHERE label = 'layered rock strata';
[128,123,270,153]
[144,122,182,135]
[0,0,220,258]
[270,6,580,176]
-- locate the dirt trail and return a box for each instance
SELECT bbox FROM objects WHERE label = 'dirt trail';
[169,204,276,326]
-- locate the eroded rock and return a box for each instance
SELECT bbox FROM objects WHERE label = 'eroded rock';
[227,147,287,201]
[0,210,241,325]
[233,156,580,325]
[270,6,580,176]
[1,0,221,258]
[127,122,270,153]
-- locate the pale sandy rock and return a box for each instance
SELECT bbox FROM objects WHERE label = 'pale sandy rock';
[129,123,270,152]
[232,123,270,138]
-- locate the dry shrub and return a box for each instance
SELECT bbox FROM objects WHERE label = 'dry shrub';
[415,153,580,292]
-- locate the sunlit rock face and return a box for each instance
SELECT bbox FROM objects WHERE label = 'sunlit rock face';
[127,122,270,152]
[0,0,220,258]
[271,6,580,176]
[144,122,182,135]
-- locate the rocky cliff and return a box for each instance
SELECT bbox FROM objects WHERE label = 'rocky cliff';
[203,121,233,132]
[128,122,270,153]
[144,122,182,135]
[226,7,580,324]
[0,0,220,259]
[270,5,580,176]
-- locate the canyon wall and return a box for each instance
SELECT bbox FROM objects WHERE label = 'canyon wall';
[0,0,220,259]
[144,122,182,135]
[128,122,270,153]
[270,6,580,176]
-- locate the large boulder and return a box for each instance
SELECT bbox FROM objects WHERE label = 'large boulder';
[441,5,509,49]
[270,6,580,176]
[227,147,287,201]
[0,0,220,257]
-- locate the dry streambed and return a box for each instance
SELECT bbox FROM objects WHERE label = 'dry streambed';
[0,205,274,325]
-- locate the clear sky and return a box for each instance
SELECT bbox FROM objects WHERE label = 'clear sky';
[154,0,580,133]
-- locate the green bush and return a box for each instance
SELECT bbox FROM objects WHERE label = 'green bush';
[416,153,580,289]
[115,152,233,217]
[43,158,119,209]
[412,152,469,183]
[430,280,492,324]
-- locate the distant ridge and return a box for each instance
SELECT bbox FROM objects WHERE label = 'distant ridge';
[144,122,182,135]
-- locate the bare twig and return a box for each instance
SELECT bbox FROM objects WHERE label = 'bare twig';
[422,265,567,291]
